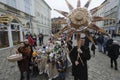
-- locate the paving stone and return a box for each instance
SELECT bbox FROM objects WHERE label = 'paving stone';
[0,37,120,80]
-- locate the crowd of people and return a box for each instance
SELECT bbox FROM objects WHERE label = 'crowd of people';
[90,33,120,70]
[15,32,120,80]
[24,33,44,48]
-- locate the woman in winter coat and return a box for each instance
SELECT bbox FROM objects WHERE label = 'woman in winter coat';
[69,39,91,80]
[107,40,120,70]
[17,42,31,80]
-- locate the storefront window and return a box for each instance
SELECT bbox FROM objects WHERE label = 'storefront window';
[0,31,9,48]
[11,24,15,29]
[12,31,20,45]
[11,24,20,45]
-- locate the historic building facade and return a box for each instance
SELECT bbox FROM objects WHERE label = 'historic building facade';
[0,0,34,48]
[117,0,120,34]
[0,0,52,48]
[33,0,51,35]
[104,0,118,34]
[92,0,120,35]
[91,1,105,29]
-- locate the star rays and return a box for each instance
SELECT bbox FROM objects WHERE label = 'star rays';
[53,0,113,44]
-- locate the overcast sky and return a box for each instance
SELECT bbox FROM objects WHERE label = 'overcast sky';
[44,0,105,18]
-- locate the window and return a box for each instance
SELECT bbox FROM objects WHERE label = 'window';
[10,23,20,45]
[12,31,20,45]
[104,21,107,26]
[113,20,116,24]
[109,20,112,25]
[11,24,15,29]
[11,24,20,31]
[0,31,9,48]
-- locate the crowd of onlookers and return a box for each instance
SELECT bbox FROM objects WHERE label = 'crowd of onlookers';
[16,32,119,80]
[90,33,120,70]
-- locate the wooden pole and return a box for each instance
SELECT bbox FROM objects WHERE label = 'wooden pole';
[76,33,84,66]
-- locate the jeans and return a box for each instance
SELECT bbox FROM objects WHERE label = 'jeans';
[58,72,65,80]
[98,43,103,52]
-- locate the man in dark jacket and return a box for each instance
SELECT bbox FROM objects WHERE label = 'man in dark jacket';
[69,39,91,80]
[107,40,120,70]
[38,33,44,46]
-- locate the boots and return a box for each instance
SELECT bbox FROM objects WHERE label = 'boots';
[111,64,113,68]
[115,67,118,70]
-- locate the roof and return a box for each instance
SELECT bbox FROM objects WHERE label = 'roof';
[43,0,52,10]
[52,17,66,24]
[55,19,66,24]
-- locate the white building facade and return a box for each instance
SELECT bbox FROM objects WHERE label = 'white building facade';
[92,0,120,35]
[0,0,52,48]
[33,0,51,35]
[0,0,34,48]
[0,0,34,15]
[104,0,118,34]
[117,0,120,34]
[93,3,105,28]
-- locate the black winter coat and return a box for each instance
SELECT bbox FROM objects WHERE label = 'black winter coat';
[69,46,91,80]
[108,43,120,59]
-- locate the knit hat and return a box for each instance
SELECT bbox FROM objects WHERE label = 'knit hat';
[32,51,37,57]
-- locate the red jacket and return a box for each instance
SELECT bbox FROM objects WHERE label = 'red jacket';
[28,36,34,46]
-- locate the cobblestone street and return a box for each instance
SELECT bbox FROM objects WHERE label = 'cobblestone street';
[0,46,120,80]
[88,52,120,80]
[66,51,120,80]
[0,36,120,80]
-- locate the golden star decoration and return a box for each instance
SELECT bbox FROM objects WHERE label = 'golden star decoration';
[54,0,114,46]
